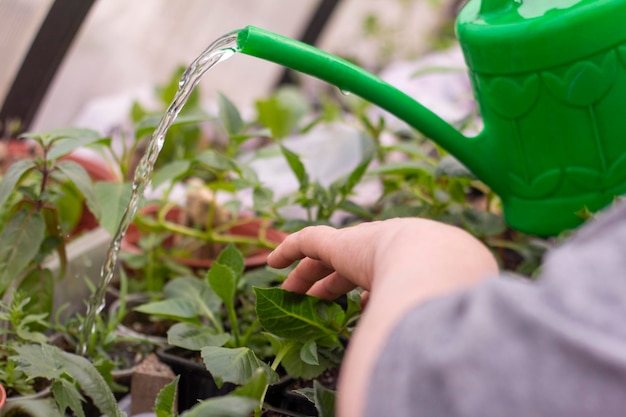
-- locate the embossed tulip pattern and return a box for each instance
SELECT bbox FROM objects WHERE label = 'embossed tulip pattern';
[543,51,619,191]
[481,74,540,119]
[479,73,563,199]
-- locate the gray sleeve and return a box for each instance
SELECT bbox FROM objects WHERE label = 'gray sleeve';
[365,202,626,417]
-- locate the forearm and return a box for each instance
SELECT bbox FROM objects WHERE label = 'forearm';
[337,224,498,417]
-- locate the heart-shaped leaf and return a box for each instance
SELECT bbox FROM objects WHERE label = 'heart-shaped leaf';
[201,346,278,388]
[164,276,222,316]
[167,322,230,351]
[254,288,344,341]
[215,243,245,278]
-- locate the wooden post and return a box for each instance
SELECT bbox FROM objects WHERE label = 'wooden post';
[130,353,177,415]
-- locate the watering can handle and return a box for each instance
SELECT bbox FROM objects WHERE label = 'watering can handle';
[236,26,470,155]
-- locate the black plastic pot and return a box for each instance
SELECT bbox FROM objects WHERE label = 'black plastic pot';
[155,346,235,412]
[156,346,323,416]
[265,379,318,416]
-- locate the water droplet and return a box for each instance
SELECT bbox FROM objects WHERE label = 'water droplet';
[339,89,351,96]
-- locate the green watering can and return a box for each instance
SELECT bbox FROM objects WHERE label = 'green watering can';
[235,0,626,236]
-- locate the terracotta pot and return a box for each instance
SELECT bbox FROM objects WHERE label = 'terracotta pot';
[122,204,287,269]
[0,383,6,411]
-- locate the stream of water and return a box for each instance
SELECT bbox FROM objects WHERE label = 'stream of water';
[78,31,240,355]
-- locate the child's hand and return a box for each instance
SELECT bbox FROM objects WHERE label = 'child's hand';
[267,218,499,417]
[268,218,497,301]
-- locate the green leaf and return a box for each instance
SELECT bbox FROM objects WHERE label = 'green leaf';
[195,149,235,172]
[1,398,64,417]
[155,375,179,417]
[335,139,374,195]
[218,92,244,136]
[231,367,268,401]
[51,379,86,417]
[165,276,222,317]
[368,160,433,176]
[255,96,292,139]
[13,344,125,417]
[241,266,287,290]
[130,100,148,124]
[215,243,245,278]
[0,159,37,209]
[164,369,266,417]
[18,268,54,326]
[461,207,507,237]
[207,263,237,317]
[180,396,259,417]
[152,160,192,189]
[55,160,100,220]
[200,346,278,388]
[135,298,206,323]
[94,182,133,236]
[167,323,230,351]
[293,387,315,403]
[312,381,336,417]
[254,287,344,341]
[50,180,84,234]
[280,146,309,190]
[300,340,319,366]
[344,290,362,325]
[435,155,475,179]
[292,382,336,417]
[13,343,62,380]
[338,200,373,220]
[265,336,327,379]
[21,128,102,160]
[252,186,274,212]
[0,209,46,295]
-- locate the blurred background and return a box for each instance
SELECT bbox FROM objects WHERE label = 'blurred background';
[0,0,462,133]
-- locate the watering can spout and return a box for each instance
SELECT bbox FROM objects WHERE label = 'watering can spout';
[235,26,487,182]
[234,0,626,238]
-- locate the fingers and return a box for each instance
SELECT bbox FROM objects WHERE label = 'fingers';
[281,257,335,294]
[267,225,338,269]
[307,272,357,300]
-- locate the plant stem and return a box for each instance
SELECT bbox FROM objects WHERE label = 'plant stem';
[227,305,240,347]
[271,344,291,372]
[158,218,277,249]
[240,319,261,347]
